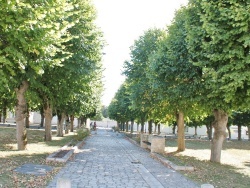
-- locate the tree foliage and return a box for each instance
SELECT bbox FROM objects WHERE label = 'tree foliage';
[108,81,135,124]
[186,0,250,162]
[123,29,166,131]
[0,0,104,149]
[111,0,250,163]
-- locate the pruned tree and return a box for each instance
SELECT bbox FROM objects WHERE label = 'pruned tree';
[187,0,250,162]
[0,0,76,149]
[149,7,204,151]
[123,28,166,133]
[232,111,250,141]
[0,0,104,148]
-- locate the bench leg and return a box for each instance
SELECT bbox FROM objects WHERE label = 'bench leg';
[151,138,165,154]
[140,141,148,148]
[140,134,149,148]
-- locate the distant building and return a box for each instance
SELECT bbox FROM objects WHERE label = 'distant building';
[92,118,117,128]
[6,111,78,126]
[227,126,248,140]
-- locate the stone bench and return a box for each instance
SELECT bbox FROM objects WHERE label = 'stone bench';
[140,134,165,154]
[185,134,207,139]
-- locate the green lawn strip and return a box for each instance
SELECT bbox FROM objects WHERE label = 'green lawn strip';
[0,127,77,187]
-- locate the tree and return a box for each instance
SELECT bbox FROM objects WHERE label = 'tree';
[187,119,202,136]
[123,28,166,133]
[0,0,104,147]
[31,0,103,139]
[232,111,250,141]
[187,0,250,162]
[0,1,76,149]
[149,7,204,151]
[108,82,134,127]
[102,106,108,118]
[0,85,15,123]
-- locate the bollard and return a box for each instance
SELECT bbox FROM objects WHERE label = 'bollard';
[201,184,214,188]
[57,178,71,188]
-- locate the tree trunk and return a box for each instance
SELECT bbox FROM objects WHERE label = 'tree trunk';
[70,115,74,132]
[140,117,145,133]
[83,117,87,127]
[130,120,134,133]
[194,125,197,135]
[2,101,7,123]
[176,111,185,152]
[154,120,159,134]
[57,112,65,137]
[209,124,213,140]
[206,123,213,140]
[137,123,139,132]
[0,110,2,122]
[44,100,52,141]
[157,123,161,135]
[172,124,177,134]
[227,124,231,140]
[237,125,242,141]
[122,122,125,132]
[206,124,209,137]
[80,116,86,127]
[210,109,228,163]
[65,115,70,134]
[77,118,80,128]
[15,80,29,150]
[40,107,44,127]
[79,117,83,127]
[247,125,250,141]
[25,102,29,128]
[126,121,128,132]
[148,119,153,134]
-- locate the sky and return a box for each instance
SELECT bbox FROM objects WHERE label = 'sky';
[92,0,188,106]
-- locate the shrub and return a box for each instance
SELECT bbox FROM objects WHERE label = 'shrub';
[75,128,89,141]
[112,126,119,132]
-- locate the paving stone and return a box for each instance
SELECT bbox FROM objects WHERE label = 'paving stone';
[47,129,200,188]
[56,178,71,188]
[14,163,53,176]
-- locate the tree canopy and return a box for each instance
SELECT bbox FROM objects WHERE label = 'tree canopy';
[109,0,250,163]
[0,0,104,149]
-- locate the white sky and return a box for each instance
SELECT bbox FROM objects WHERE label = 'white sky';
[93,0,188,106]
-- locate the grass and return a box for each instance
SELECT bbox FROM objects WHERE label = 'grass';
[0,127,81,188]
[165,138,250,188]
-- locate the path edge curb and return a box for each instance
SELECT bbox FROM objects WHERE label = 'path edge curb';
[150,152,195,171]
[46,140,85,163]
[125,134,195,171]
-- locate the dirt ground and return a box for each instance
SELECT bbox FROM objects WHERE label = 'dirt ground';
[166,140,250,176]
